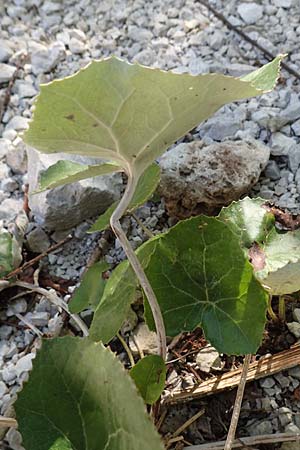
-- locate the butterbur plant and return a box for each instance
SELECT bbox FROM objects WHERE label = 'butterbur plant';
[10,56,286,450]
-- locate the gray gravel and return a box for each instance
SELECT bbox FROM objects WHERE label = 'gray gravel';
[1,0,300,448]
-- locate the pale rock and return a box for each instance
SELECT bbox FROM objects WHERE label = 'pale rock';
[16,81,38,98]
[288,145,300,173]
[68,37,86,54]
[0,380,7,398]
[0,40,13,62]
[200,116,240,141]
[0,138,11,159]
[0,161,9,179]
[260,377,275,389]
[287,322,300,338]
[285,423,300,433]
[5,116,29,131]
[293,308,300,323]
[237,3,263,24]
[6,141,27,174]
[30,41,65,75]
[41,1,62,14]
[129,323,158,355]
[23,311,50,327]
[26,227,50,253]
[278,406,293,427]
[270,133,296,156]
[1,177,18,193]
[291,119,300,136]
[27,148,123,230]
[0,63,16,83]
[159,140,270,217]
[7,299,27,317]
[274,0,292,8]
[15,354,34,377]
[264,160,281,180]
[0,325,13,339]
[195,344,223,373]
[5,428,24,450]
[0,198,23,222]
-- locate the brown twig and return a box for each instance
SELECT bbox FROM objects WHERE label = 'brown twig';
[224,354,251,450]
[197,0,300,81]
[183,432,300,449]
[2,234,73,281]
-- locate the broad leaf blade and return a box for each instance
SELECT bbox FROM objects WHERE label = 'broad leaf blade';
[130,355,166,404]
[15,337,165,450]
[219,197,275,247]
[89,163,160,233]
[69,261,109,313]
[24,56,283,176]
[144,217,267,355]
[39,160,121,191]
[257,229,300,294]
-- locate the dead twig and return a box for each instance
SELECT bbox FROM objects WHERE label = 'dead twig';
[2,234,73,281]
[224,354,251,450]
[164,343,300,404]
[183,432,300,449]
[173,409,205,438]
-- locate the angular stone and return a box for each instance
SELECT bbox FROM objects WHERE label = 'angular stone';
[249,420,273,436]
[15,354,34,377]
[129,323,158,355]
[29,41,65,75]
[278,407,293,427]
[0,63,16,83]
[27,148,123,230]
[5,116,29,131]
[288,145,300,173]
[196,345,223,373]
[5,140,27,174]
[293,308,300,323]
[26,227,50,253]
[0,198,24,222]
[260,377,275,389]
[237,3,263,24]
[159,139,270,218]
[287,322,300,338]
[291,119,300,136]
[270,133,296,156]
[200,117,240,141]
[264,160,281,180]
[0,40,13,62]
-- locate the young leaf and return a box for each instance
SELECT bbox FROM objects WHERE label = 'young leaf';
[88,163,161,233]
[130,355,166,404]
[143,216,268,355]
[15,337,165,450]
[257,229,300,295]
[38,160,121,191]
[219,197,275,247]
[69,261,109,313]
[0,229,22,277]
[89,239,158,343]
[24,56,283,179]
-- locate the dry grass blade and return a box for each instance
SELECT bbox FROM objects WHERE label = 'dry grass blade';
[164,344,300,404]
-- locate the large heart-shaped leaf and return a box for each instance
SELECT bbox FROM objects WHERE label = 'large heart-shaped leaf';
[15,337,165,450]
[143,217,268,355]
[219,197,274,247]
[257,229,300,294]
[38,160,121,191]
[130,355,166,405]
[24,56,283,179]
[89,163,160,233]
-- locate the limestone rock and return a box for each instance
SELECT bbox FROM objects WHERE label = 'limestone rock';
[27,148,123,230]
[129,323,158,355]
[195,345,223,373]
[159,139,270,218]
[237,3,263,24]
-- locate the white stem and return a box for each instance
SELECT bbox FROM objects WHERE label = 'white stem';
[224,354,252,450]
[110,169,167,360]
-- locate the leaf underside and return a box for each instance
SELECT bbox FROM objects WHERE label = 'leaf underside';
[89,163,160,233]
[24,56,283,179]
[15,337,165,450]
[130,355,166,404]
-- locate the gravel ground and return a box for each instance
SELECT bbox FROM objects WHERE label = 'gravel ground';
[1,0,300,449]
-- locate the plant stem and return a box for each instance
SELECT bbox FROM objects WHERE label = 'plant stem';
[279,296,286,322]
[224,354,252,450]
[267,295,278,321]
[117,332,135,367]
[110,170,167,360]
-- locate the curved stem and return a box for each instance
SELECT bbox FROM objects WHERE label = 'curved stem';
[110,169,167,360]
[224,354,252,450]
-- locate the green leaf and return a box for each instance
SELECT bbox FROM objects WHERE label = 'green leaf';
[15,337,165,450]
[38,160,121,191]
[69,261,109,313]
[257,229,300,295]
[0,229,22,278]
[24,56,283,178]
[130,355,166,404]
[89,239,158,343]
[144,217,268,355]
[89,163,160,233]
[219,197,275,248]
